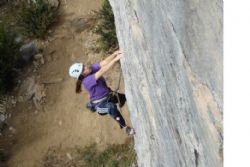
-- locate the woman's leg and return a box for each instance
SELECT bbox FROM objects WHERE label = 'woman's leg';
[111,92,126,107]
[108,102,126,128]
[117,92,126,107]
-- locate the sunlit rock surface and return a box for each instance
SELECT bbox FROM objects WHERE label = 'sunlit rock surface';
[109,0,223,166]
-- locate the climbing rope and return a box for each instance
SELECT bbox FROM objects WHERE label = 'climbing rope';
[113,68,123,110]
[115,66,122,92]
[113,66,136,136]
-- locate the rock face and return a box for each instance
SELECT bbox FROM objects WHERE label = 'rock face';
[109,0,223,167]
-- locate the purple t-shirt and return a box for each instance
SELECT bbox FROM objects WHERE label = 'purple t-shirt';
[82,63,111,101]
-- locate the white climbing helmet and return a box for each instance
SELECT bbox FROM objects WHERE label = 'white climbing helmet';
[69,63,84,78]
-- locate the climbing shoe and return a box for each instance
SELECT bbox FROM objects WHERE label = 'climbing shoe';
[125,126,135,136]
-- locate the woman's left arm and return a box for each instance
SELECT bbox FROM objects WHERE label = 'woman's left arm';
[100,50,122,67]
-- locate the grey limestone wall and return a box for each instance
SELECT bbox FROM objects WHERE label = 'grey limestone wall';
[109,0,223,166]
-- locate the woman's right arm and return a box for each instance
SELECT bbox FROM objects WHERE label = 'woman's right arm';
[95,53,123,80]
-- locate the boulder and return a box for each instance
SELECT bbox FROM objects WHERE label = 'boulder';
[18,76,46,108]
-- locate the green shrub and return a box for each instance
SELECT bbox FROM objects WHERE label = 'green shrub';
[17,0,58,39]
[0,23,21,94]
[94,0,118,52]
[82,140,137,167]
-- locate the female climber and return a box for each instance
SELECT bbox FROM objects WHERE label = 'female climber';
[68,50,134,136]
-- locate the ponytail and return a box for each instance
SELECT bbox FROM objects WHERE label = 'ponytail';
[76,74,85,93]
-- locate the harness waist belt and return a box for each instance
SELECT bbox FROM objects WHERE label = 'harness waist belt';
[91,95,109,104]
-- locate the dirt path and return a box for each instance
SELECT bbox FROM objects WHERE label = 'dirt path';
[3,1,131,166]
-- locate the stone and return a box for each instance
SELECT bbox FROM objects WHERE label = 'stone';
[15,35,23,43]
[110,0,223,166]
[17,96,24,102]
[58,121,62,126]
[34,39,45,50]
[11,99,16,105]
[47,0,59,8]
[34,53,43,60]
[95,137,101,144]
[48,37,56,42]
[0,113,6,122]
[40,57,45,64]
[33,61,39,69]
[49,50,56,55]
[9,126,17,134]
[66,153,72,160]
[33,99,42,110]
[48,29,53,34]
[131,163,137,167]
[20,42,39,61]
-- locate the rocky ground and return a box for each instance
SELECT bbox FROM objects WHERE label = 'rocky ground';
[0,0,132,166]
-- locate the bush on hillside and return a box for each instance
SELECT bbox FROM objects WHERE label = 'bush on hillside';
[0,23,22,94]
[94,0,118,52]
[17,0,58,39]
[81,140,137,167]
